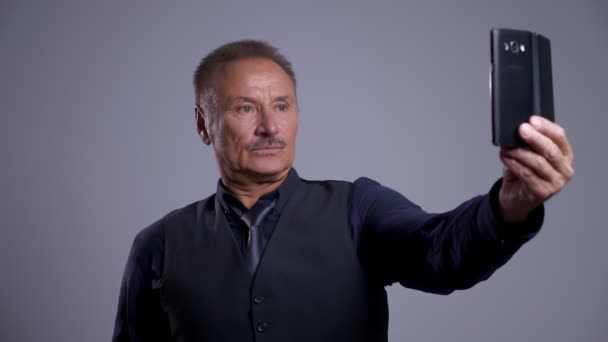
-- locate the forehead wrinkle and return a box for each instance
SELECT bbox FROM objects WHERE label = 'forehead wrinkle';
[214,60,296,108]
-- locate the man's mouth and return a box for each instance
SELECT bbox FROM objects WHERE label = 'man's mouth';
[251,145,283,151]
[254,145,283,150]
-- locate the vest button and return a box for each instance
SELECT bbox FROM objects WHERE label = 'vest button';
[253,295,265,304]
[256,321,270,332]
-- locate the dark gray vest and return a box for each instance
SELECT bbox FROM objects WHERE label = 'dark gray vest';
[160,179,389,341]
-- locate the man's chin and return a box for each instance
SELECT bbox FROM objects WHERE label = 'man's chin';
[246,162,292,179]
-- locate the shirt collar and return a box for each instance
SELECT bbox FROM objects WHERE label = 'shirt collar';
[216,167,301,216]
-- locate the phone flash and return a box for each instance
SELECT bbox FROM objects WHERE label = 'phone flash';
[520,44,526,52]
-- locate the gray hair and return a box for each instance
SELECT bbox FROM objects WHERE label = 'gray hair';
[193,39,297,109]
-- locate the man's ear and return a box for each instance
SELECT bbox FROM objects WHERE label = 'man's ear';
[195,106,212,145]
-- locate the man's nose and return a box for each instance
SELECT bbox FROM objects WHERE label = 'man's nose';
[256,107,279,136]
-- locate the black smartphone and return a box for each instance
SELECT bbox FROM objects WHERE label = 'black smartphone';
[490,28,555,148]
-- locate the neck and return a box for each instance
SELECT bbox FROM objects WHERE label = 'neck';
[220,168,291,209]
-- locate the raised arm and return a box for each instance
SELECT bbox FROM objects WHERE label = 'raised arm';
[351,177,543,294]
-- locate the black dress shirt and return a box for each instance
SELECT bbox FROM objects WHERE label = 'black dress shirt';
[112,168,543,341]
[214,168,300,256]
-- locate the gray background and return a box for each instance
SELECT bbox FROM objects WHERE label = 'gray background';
[1,0,606,341]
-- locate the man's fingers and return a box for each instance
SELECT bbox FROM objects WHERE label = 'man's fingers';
[500,147,560,183]
[518,122,573,180]
[529,115,574,162]
[499,154,555,201]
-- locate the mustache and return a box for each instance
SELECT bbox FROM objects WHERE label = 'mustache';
[248,137,287,151]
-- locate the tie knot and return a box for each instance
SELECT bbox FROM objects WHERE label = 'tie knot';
[241,198,276,228]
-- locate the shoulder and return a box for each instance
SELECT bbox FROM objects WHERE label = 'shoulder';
[300,177,352,190]
[350,176,418,204]
[349,176,422,221]
[130,195,215,264]
[296,177,355,202]
[295,175,396,203]
[158,195,213,229]
[349,176,392,205]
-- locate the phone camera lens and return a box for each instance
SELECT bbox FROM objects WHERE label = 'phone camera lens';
[509,41,519,53]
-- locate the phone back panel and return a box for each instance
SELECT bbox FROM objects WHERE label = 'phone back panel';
[491,28,554,147]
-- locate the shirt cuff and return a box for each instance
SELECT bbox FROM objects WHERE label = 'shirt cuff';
[480,178,544,248]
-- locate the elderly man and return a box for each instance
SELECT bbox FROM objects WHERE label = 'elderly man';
[112,40,574,341]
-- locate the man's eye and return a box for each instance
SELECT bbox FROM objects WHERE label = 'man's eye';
[277,104,288,111]
[239,105,253,113]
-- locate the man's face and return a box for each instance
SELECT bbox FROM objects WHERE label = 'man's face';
[197,58,298,180]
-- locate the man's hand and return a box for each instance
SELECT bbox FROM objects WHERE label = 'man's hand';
[497,115,574,223]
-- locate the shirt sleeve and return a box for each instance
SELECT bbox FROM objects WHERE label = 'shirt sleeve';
[112,220,170,342]
[349,177,544,294]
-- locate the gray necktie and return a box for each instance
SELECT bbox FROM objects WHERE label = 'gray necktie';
[240,198,276,274]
